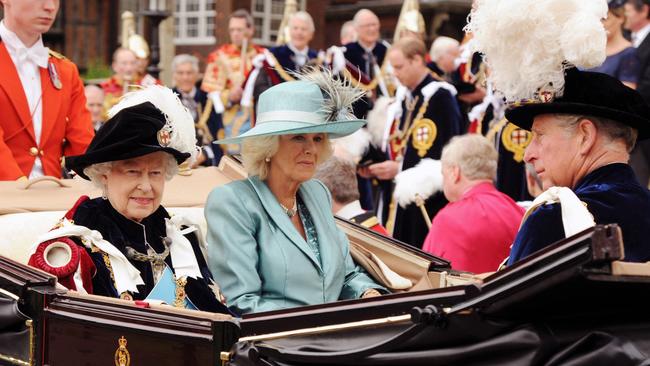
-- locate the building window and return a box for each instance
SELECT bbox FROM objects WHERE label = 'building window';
[251,0,305,46]
[174,0,216,45]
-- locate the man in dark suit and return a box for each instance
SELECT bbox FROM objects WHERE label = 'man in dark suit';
[171,54,223,166]
[625,0,650,187]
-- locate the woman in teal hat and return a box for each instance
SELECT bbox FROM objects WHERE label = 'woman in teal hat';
[205,69,386,315]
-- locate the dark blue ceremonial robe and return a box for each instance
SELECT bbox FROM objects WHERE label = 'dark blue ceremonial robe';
[380,74,463,247]
[253,45,320,106]
[507,163,650,265]
[271,44,319,73]
[343,41,388,119]
[73,197,230,313]
[172,86,224,166]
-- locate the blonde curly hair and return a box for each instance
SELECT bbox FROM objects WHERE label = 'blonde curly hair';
[241,135,333,180]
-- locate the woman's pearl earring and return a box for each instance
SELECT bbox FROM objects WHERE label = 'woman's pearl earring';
[265,157,271,163]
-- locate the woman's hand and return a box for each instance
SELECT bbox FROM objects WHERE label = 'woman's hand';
[361,288,382,298]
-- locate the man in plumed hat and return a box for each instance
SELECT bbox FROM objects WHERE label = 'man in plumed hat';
[505,70,650,264]
[468,0,650,266]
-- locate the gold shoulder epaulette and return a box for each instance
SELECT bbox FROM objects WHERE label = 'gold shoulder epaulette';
[48,49,66,60]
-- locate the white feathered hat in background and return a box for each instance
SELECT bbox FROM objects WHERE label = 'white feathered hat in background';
[66,85,199,180]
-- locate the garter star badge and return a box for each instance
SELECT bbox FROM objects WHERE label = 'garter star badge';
[502,122,532,162]
[157,128,172,147]
[411,118,437,157]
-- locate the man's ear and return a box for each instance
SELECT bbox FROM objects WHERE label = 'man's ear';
[452,165,462,183]
[577,118,598,155]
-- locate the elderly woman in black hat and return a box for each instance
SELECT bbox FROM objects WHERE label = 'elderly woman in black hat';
[28,86,229,314]
[206,71,386,315]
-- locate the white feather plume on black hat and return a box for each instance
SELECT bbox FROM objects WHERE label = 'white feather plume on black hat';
[465,0,607,103]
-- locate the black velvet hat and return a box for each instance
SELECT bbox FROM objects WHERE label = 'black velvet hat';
[505,69,650,140]
[66,101,192,180]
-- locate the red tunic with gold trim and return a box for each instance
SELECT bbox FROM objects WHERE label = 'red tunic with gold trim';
[201,43,265,153]
[100,74,161,112]
[201,43,265,108]
[0,45,94,180]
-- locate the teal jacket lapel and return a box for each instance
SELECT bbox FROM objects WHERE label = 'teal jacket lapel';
[247,176,323,272]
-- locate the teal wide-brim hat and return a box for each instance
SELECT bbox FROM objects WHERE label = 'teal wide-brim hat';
[215,70,366,145]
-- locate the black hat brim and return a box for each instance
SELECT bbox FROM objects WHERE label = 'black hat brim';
[64,101,193,180]
[505,101,650,140]
[66,145,190,180]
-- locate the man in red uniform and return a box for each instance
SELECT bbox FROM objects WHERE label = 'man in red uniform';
[201,9,264,155]
[422,134,524,273]
[0,0,93,180]
[100,47,139,112]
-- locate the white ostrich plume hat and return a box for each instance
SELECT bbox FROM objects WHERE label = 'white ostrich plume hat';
[464,0,608,103]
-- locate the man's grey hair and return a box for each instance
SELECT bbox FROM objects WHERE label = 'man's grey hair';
[289,11,315,33]
[171,54,199,73]
[313,156,359,205]
[555,114,638,152]
[430,36,460,63]
[340,20,357,43]
[241,135,334,180]
[441,134,498,181]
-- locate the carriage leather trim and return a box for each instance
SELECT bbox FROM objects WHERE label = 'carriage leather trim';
[349,242,412,290]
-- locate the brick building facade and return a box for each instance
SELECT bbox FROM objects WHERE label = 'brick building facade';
[41,0,470,85]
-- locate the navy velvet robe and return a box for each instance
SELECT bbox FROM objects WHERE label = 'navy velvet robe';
[73,197,229,313]
[508,163,650,265]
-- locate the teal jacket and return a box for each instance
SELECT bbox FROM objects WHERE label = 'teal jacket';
[205,176,383,315]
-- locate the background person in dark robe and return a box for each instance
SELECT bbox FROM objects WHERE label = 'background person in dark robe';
[359,37,462,248]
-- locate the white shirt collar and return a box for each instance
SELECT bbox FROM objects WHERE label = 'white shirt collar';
[359,41,376,53]
[287,42,309,57]
[335,200,365,220]
[0,20,49,68]
[179,86,197,98]
[633,23,650,47]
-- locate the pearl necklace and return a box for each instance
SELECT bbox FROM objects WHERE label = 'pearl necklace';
[279,199,298,217]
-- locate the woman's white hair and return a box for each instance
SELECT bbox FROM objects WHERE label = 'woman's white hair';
[242,135,333,180]
[84,153,179,189]
[465,0,607,102]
